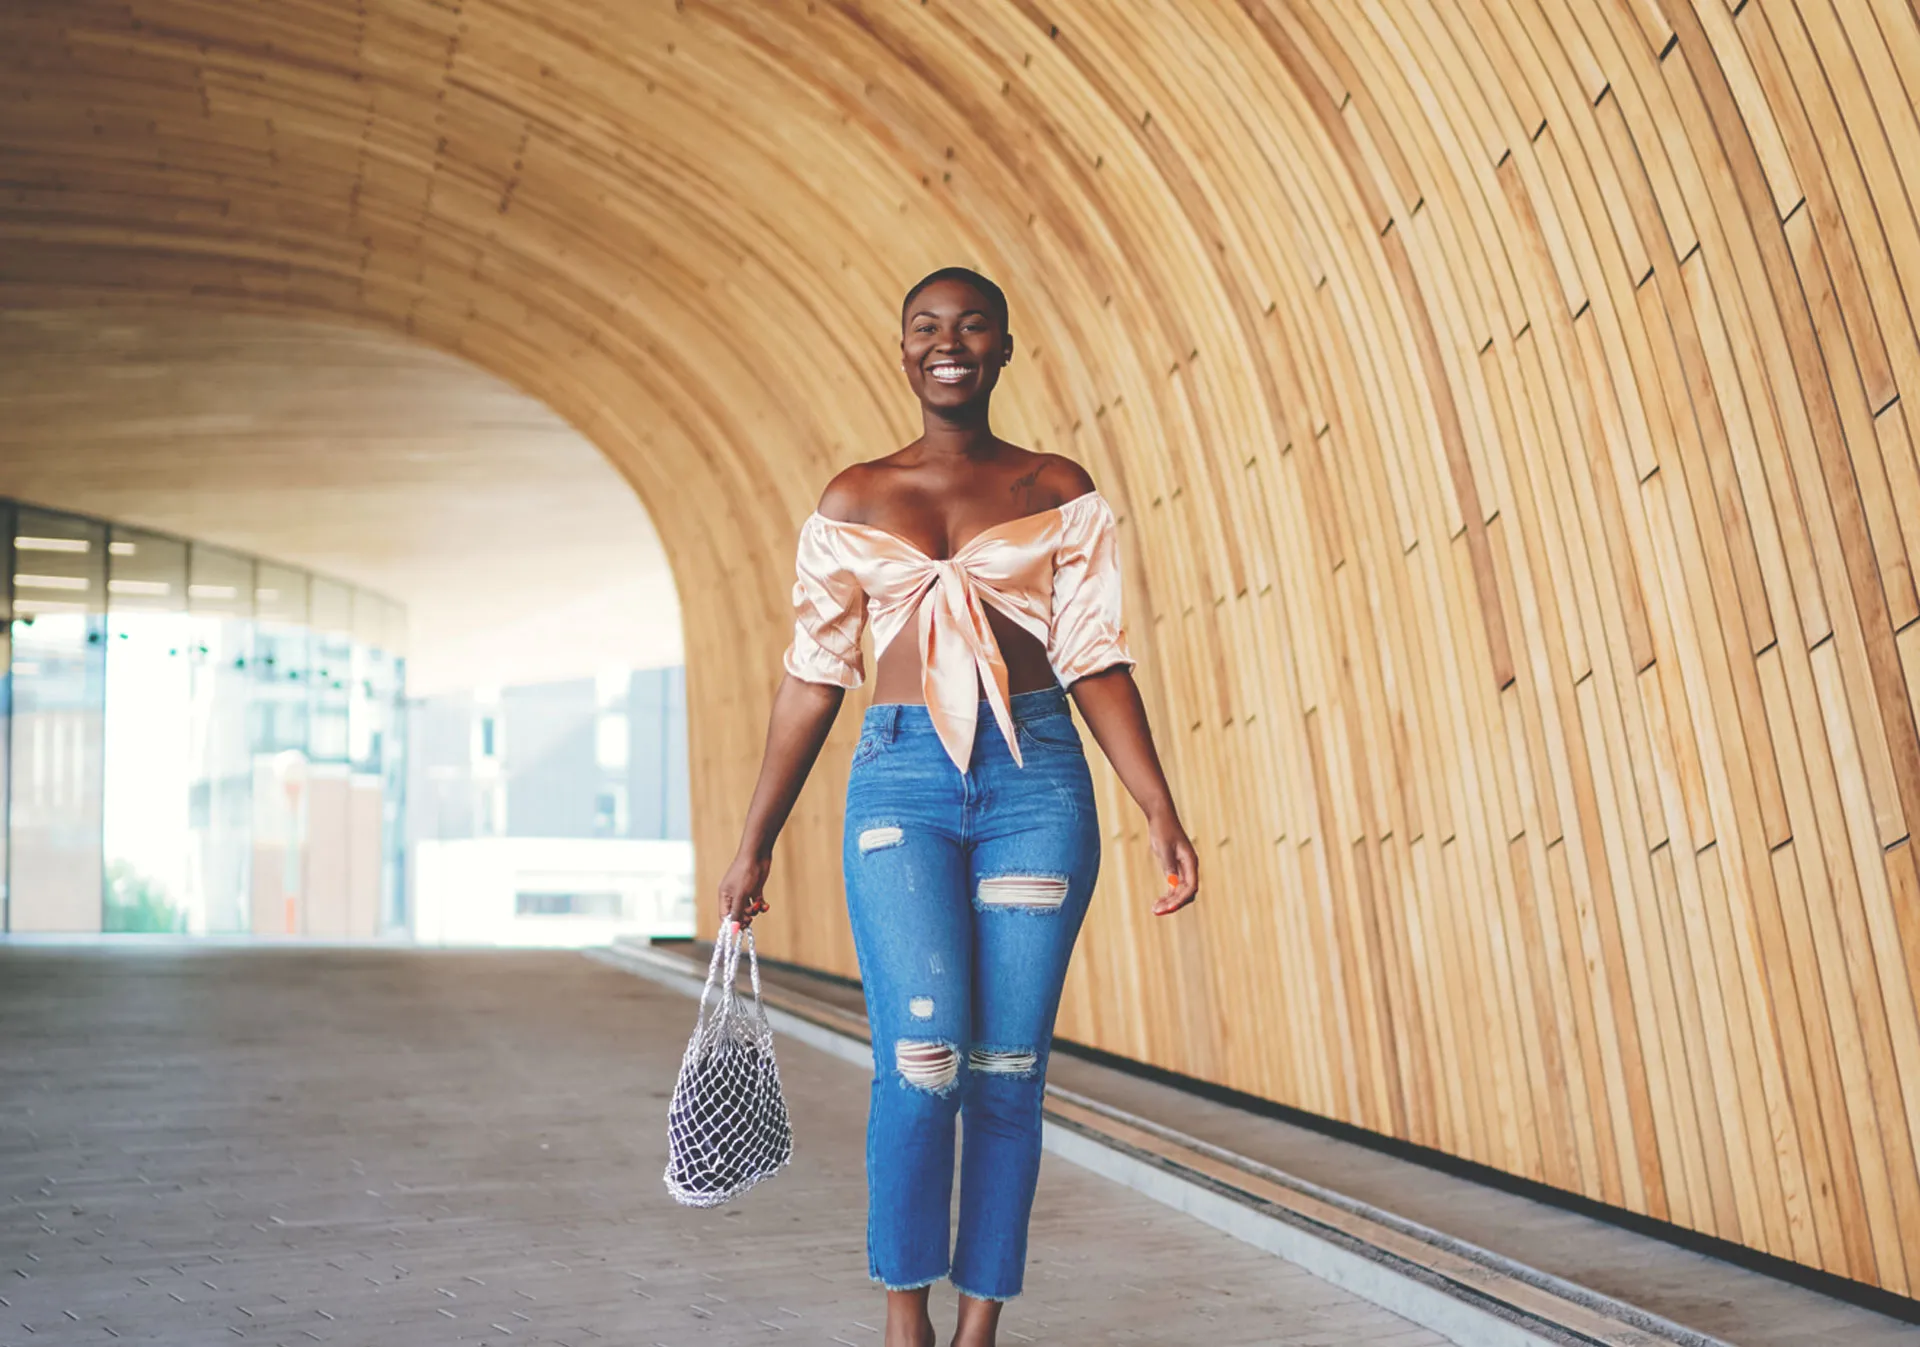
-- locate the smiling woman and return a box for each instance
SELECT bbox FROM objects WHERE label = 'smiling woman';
[718,266,1197,1346]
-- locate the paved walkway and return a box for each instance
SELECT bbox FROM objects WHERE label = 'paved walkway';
[0,946,1450,1346]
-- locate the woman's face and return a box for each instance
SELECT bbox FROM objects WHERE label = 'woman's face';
[900,278,1013,413]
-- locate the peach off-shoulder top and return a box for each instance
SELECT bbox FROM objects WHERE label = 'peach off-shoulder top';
[782,490,1135,772]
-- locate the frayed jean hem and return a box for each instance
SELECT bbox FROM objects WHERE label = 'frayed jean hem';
[871,1269,948,1293]
[949,1277,1021,1303]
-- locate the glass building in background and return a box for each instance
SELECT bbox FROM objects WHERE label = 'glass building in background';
[0,498,408,938]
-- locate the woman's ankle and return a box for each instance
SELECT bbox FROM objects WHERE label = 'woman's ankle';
[884,1287,935,1347]
[951,1294,1003,1347]
[885,1316,935,1347]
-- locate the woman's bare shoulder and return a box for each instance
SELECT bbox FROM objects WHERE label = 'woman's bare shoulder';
[815,460,891,523]
[1030,451,1097,504]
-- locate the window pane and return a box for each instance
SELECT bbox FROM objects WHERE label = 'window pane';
[251,563,310,936]
[10,507,107,932]
[305,576,353,935]
[188,544,255,935]
[103,526,191,933]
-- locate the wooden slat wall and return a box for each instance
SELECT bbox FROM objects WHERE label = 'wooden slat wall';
[4,0,1920,1291]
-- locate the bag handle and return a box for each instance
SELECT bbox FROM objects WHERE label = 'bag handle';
[696,921,765,1030]
[737,924,763,1004]
[692,922,734,1033]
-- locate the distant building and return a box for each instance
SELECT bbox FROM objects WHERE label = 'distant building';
[407,667,693,945]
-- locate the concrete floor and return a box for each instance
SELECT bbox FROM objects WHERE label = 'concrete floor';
[0,946,1451,1346]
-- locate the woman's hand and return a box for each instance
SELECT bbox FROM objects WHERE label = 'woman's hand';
[718,849,773,928]
[1149,810,1199,916]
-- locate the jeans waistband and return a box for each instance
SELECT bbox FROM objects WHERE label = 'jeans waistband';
[861,684,1067,738]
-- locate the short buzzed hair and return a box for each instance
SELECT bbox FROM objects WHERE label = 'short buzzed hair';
[901,266,1009,329]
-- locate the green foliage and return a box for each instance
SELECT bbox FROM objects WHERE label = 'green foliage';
[104,859,187,934]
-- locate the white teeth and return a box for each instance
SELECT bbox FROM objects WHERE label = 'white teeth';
[928,364,971,382]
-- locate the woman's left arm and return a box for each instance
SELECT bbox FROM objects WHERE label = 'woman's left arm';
[1068,666,1199,916]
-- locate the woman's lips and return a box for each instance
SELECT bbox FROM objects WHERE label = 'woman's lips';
[926,363,974,384]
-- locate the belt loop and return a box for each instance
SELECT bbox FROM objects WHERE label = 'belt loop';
[879,703,901,742]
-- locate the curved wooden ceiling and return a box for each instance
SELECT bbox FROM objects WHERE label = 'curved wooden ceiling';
[9,0,1920,1292]
[0,309,681,693]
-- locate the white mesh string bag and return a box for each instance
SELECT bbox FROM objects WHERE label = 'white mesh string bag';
[663,922,794,1207]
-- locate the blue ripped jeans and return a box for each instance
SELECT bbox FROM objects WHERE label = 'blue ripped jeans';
[843,684,1100,1302]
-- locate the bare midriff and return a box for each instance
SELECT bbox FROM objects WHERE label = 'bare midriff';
[869,605,1061,704]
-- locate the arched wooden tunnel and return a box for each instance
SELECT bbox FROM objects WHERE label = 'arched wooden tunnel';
[7,0,1920,1295]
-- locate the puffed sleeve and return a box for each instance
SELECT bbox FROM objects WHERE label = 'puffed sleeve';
[782,514,867,688]
[1048,493,1136,684]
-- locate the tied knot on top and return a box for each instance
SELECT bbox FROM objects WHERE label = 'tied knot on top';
[915,554,1020,772]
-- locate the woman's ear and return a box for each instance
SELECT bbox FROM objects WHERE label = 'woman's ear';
[1003,334,1016,367]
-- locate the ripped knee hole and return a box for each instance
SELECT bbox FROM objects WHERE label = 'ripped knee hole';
[895,1040,958,1091]
[969,1047,1038,1075]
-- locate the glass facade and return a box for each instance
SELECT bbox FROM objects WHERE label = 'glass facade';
[0,499,408,938]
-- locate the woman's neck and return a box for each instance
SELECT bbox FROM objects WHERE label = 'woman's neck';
[917,405,997,461]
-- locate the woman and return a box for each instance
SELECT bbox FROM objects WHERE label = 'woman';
[718,267,1199,1347]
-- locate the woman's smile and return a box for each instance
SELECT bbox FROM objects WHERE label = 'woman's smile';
[926,359,975,384]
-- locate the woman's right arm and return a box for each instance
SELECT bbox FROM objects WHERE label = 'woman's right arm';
[722,492,870,927]
[718,675,847,926]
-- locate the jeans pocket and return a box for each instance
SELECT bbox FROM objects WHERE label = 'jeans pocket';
[1016,712,1082,756]
[850,731,885,769]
